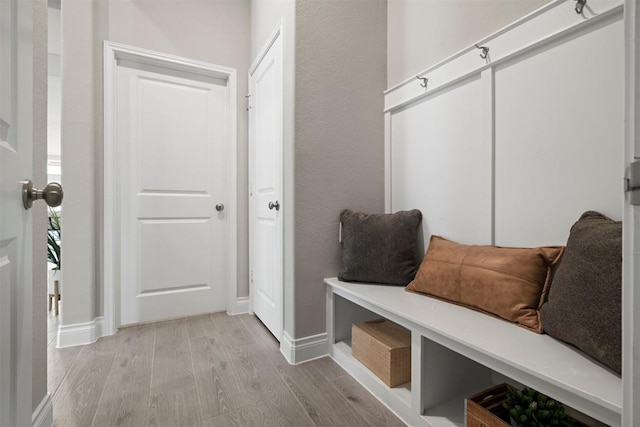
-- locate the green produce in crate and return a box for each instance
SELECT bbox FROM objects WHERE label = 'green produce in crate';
[503,386,575,427]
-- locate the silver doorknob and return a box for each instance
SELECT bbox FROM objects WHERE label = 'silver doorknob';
[22,180,63,210]
[268,201,280,211]
[215,203,224,212]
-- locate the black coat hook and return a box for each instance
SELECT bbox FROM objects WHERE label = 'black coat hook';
[416,76,428,89]
[475,44,490,60]
[575,0,586,14]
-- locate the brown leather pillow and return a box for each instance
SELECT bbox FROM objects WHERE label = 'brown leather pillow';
[406,236,564,332]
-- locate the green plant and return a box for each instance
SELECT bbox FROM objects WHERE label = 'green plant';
[503,386,575,427]
[47,207,61,270]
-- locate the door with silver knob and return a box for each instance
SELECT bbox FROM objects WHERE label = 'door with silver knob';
[22,180,64,209]
[249,29,284,342]
[114,54,231,326]
[1,1,37,424]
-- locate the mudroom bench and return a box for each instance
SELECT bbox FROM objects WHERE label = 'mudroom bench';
[325,278,621,427]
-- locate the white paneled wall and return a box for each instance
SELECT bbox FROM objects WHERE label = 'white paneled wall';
[386,0,624,250]
[390,75,492,248]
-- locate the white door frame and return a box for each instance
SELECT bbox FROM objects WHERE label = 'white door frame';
[248,23,284,337]
[624,0,639,424]
[103,41,238,334]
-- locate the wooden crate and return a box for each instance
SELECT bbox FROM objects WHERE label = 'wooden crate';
[466,384,598,427]
[466,384,511,427]
[351,319,411,387]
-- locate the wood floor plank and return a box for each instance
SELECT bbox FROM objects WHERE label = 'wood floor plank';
[311,356,348,381]
[152,319,195,393]
[331,374,407,427]
[52,349,116,427]
[186,314,222,341]
[148,385,202,427]
[215,313,256,349]
[190,335,251,419]
[82,330,126,356]
[51,313,404,427]
[274,359,371,426]
[202,401,305,427]
[110,323,155,375]
[228,344,313,426]
[239,314,279,347]
[91,369,152,427]
[47,340,82,398]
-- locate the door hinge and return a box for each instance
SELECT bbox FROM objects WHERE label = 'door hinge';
[250,269,254,283]
[246,94,252,111]
[625,159,640,205]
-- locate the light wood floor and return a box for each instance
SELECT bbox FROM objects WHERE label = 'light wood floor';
[48,312,406,427]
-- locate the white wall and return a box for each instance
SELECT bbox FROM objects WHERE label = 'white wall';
[60,0,99,326]
[387,0,549,87]
[61,0,251,328]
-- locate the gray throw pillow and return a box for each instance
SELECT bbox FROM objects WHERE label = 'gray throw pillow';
[338,209,422,286]
[540,211,622,374]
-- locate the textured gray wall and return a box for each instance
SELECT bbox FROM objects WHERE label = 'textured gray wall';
[294,0,387,338]
[32,0,48,411]
[387,0,549,87]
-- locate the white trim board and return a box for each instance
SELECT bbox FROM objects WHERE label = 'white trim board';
[56,317,104,348]
[228,297,250,315]
[31,394,53,427]
[280,332,328,365]
[102,41,238,334]
[385,0,623,111]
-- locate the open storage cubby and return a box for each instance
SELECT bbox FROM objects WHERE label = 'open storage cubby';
[329,293,412,407]
[420,338,496,425]
[325,278,621,427]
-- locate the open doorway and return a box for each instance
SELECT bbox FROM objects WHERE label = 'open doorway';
[47,0,62,346]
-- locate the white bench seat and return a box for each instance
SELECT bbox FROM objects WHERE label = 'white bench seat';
[325,277,621,427]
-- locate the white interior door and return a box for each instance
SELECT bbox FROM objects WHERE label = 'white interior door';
[116,57,230,325]
[0,0,33,424]
[249,30,284,340]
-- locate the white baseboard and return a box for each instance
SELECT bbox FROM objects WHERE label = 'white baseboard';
[228,297,250,315]
[32,393,53,427]
[281,331,328,364]
[57,316,104,348]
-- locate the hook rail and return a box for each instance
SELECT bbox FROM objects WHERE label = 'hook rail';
[416,76,428,89]
[475,44,490,60]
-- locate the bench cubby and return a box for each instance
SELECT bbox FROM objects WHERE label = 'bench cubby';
[325,278,621,427]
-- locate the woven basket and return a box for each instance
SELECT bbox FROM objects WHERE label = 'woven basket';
[351,319,411,387]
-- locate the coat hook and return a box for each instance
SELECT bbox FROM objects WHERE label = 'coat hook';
[416,76,428,89]
[575,0,586,14]
[475,44,490,60]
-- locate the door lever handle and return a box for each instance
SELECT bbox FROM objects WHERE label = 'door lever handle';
[268,201,280,211]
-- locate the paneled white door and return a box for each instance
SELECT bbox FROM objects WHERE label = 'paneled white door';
[116,58,229,325]
[249,29,284,340]
[0,0,33,424]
